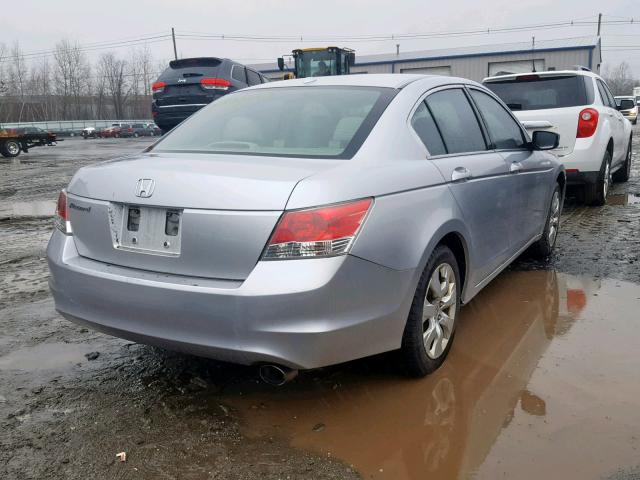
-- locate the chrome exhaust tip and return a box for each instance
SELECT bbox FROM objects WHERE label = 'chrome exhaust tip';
[258,364,298,386]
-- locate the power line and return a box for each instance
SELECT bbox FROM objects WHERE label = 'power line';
[173,18,639,43]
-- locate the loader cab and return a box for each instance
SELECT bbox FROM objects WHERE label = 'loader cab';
[277,47,355,79]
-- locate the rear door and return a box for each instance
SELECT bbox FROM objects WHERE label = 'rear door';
[414,87,517,285]
[468,87,552,246]
[597,79,625,166]
[246,69,262,87]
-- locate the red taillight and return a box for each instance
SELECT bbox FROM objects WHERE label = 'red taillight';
[55,190,71,234]
[264,199,373,259]
[577,108,599,138]
[152,81,166,93]
[200,78,231,90]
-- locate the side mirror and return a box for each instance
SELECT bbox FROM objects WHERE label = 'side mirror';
[531,131,559,151]
[618,99,635,111]
[277,57,285,71]
[348,52,356,66]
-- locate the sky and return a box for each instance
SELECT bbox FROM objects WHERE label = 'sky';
[4,0,640,78]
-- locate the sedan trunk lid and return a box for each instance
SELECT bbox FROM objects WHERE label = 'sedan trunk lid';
[66,153,335,280]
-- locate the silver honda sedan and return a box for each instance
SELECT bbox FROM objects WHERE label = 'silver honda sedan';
[47,74,564,381]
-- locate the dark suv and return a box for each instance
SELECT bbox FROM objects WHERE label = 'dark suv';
[151,57,268,133]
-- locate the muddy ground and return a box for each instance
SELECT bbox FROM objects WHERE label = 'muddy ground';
[1,132,639,479]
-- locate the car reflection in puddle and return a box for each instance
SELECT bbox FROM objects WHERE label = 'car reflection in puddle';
[224,270,640,480]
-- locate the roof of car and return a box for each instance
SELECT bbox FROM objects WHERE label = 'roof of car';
[484,69,601,82]
[247,73,470,90]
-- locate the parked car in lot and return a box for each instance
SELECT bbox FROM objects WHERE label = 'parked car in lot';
[99,124,134,138]
[483,69,633,205]
[151,57,268,133]
[48,74,564,382]
[614,96,638,125]
[82,127,97,139]
[130,123,156,137]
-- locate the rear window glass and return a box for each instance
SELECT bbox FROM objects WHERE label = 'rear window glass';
[485,75,590,111]
[159,58,222,83]
[153,86,396,159]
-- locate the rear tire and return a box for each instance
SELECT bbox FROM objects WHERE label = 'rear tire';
[584,150,611,206]
[0,140,21,158]
[612,137,632,183]
[401,245,460,377]
[529,184,562,259]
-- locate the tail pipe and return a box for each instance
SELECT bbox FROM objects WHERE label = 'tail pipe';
[258,364,298,386]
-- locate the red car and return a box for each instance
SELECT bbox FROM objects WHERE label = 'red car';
[99,124,134,138]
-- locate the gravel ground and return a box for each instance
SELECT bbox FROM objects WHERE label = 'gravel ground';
[0,129,638,479]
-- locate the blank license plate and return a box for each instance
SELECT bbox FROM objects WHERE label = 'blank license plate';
[118,206,182,256]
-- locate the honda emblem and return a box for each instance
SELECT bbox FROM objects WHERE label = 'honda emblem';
[135,179,155,198]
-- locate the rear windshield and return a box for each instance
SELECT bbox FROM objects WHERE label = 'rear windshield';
[485,75,592,111]
[159,58,222,83]
[153,86,396,159]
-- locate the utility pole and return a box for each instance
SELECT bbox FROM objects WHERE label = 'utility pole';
[532,36,536,72]
[597,13,602,36]
[171,27,178,60]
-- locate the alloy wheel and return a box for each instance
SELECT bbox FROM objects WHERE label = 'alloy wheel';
[603,161,611,198]
[548,190,561,246]
[422,263,457,359]
[7,141,20,156]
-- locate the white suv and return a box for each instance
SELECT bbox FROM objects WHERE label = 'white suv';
[483,69,633,205]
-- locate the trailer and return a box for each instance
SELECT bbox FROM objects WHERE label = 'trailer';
[0,126,59,158]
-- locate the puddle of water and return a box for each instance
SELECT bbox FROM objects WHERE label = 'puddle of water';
[0,200,56,219]
[607,193,640,206]
[225,271,640,480]
[0,342,87,370]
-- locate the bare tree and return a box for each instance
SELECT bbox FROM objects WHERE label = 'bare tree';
[99,52,130,118]
[601,62,638,96]
[53,39,92,120]
[9,42,29,122]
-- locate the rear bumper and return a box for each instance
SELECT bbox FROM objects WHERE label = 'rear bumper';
[557,136,606,184]
[47,231,415,369]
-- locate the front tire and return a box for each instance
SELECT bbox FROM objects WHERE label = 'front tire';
[584,150,612,206]
[401,245,460,377]
[529,184,562,259]
[613,137,632,183]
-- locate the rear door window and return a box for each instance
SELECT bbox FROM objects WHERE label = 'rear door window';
[231,65,247,84]
[246,69,261,86]
[424,88,487,154]
[601,81,617,108]
[469,89,526,150]
[485,75,589,110]
[411,102,446,156]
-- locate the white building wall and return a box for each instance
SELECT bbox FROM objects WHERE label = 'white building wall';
[353,49,593,82]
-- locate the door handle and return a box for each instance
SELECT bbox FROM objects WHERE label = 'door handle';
[510,162,523,173]
[451,167,471,182]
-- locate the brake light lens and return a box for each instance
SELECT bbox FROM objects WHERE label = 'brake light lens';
[516,74,540,81]
[200,78,231,90]
[152,81,166,93]
[54,190,72,235]
[577,108,599,138]
[263,198,373,259]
